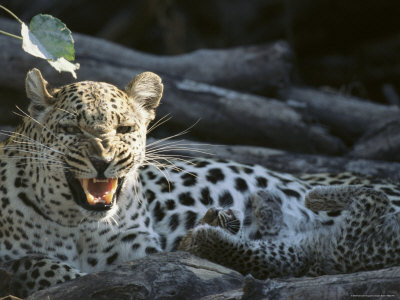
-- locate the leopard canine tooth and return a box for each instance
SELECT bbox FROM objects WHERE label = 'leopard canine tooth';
[81,179,89,191]
[79,179,97,205]
[79,178,118,205]
[86,192,96,205]
[104,179,118,204]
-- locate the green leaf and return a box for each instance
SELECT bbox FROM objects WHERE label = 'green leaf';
[29,14,75,61]
[20,14,79,78]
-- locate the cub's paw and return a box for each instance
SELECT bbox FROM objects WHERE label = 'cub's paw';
[178,224,235,257]
[179,208,242,257]
[250,190,285,237]
[199,207,242,235]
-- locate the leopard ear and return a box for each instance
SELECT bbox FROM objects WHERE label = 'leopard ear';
[26,68,55,118]
[125,72,163,120]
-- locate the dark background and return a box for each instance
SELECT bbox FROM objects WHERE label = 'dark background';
[3,0,400,103]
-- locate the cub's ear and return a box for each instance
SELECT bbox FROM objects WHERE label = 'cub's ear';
[25,68,55,118]
[125,72,163,120]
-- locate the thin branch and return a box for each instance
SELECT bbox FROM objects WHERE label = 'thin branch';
[0,29,22,40]
[0,5,23,24]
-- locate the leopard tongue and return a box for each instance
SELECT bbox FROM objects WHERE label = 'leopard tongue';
[79,178,118,205]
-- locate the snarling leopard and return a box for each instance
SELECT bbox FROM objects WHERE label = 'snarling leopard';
[1,69,399,297]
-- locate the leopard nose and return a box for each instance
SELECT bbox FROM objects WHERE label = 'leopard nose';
[90,157,110,179]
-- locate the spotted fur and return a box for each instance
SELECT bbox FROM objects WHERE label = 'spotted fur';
[1,69,400,297]
[179,185,400,278]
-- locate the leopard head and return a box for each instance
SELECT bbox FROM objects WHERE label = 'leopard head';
[23,68,163,223]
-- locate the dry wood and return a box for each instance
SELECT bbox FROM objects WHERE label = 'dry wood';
[278,87,400,142]
[278,87,400,161]
[2,17,400,159]
[19,253,400,300]
[244,267,400,300]
[205,267,400,300]
[0,17,292,95]
[0,17,345,154]
[349,119,400,161]
[25,252,243,300]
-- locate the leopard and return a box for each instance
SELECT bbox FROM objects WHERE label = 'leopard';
[179,185,400,278]
[1,68,400,297]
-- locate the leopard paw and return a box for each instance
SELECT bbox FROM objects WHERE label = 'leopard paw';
[199,207,242,234]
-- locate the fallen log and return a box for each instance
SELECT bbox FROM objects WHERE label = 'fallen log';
[278,87,400,161]
[157,80,346,154]
[245,267,400,300]
[1,17,400,159]
[0,18,344,155]
[349,119,400,161]
[0,17,292,95]
[278,87,400,143]
[19,253,400,300]
[209,267,400,300]
[25,252,243,300]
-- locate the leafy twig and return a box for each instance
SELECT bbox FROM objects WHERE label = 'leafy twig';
[0,5,23,24]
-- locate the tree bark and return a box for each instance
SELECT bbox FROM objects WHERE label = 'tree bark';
[238,267,400,300]
[2,17,400,159]
[0,17,345,155]
[25,252,243,300]
[19,253,400,300]
[0,17,292,95]
[349,119,400,161]
[278,87,400,143]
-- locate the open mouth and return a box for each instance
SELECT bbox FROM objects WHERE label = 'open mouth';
[80,178,118,205]
[66,172,124,211]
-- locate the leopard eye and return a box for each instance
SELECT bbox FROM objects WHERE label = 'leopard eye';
[117,125,137,134]
[60,125,82,135]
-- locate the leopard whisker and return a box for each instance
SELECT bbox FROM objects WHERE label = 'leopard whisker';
[144,159,184,174]
[108,215,119,227]
[147,114,171,134]
[56,107,78,116]
[146,120,200,148]
[132,173,142,207]
[2,147,65,158]
[144,157,198,179]
[144,156,191,171]
[14,106,73,152]
[145,154,196,164]
[16,164,70,173]
[145,154,198,170]
[143,159,173,187]
[1,130,66,156]
[10,142,65,156]
[146,139,209,151]
[146,142,212,157]
[146,146,211,157]
[2,155,64,163]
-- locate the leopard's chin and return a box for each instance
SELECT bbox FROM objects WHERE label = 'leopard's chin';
[65,171,124,211]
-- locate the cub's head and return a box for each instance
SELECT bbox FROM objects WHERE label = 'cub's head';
[24,68,163,217]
